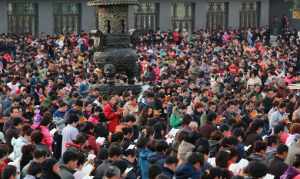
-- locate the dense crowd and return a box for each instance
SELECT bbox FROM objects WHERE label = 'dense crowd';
[0,26,299,179]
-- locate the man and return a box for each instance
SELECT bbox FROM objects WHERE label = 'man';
[248,141,267,164]
[59,150,79,179]
[162,156,177,178]
[286,135,300,165]
[268,144,289,179]
[175,152,204,179]
[21,149,48,177]
[94,145,122,179]
[61,113,79,155]
[103,96,122,133]
[270,102,287,130]
[103,166,121,179]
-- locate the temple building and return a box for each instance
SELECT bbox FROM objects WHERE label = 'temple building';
[0,0,298,35]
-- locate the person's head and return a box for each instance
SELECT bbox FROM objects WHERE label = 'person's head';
[66,113,79,126]
[10,106,22,118]
[21,124,32,139]
[293,154,300,168]
[253,141,267,155]
[155,140,169,153]
[42,158,60,175]
[73,100,83,111]
[108,145,122,161]
[187,152,204,170]
[33,149,48,163]
[245,161,268,178]
[104,166,121,179]
[27,162,42,177]
[276,144,289,160]
[109,96,118,106]
[122,127,133,139]
[0,144,9,161]
[12,117,23,129]
[182,115,192,127]
[40,112,52,127]
[274,124,285,135]
[58,99,68,112]
[278,102,286,113]
[122,115,136,126]
[266,135,279,147]
[164,156,178,172]
[62,150,79,170]
[149,164,162,179]
[30,130,43,144]
[1,165,17,179]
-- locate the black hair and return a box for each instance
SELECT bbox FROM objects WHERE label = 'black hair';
[277,144,289,155]
[149,164,162,179]
[136,136,148,148]
[40,112,52,126]
[12,117,22,126]
[112,160,128,174]
[155,140,169,153]
[187,152,204,166]
[253,141,267,153]
[165,156,178,165]
[108,145,122,158]
[215,150,231,168]
[77,152,86,167]
[122,127,133,136]
[267,135,279,146]
[0,144,9,159]
[1,165,17,179]
[110,132,124,143]
[27,162,42,176]
[182,115,192,125]
[33,149,48,159]
[274,124,285,134]
[31,130,43,144]
[294,154,300,168]
[105,166,120,178]
[20,144,36,171]
[62,150,79,164]
[245,161,268,178]
[21,124,33,137]
[66,113,79,125]
[122,115,136,123]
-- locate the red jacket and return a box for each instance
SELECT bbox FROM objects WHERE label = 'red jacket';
[103,103,121,133]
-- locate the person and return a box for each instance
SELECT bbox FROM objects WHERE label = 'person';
[148,140,168,167]
[59,150,79,179]
[21,149,48,178]
[61,113,79,155]
[30,130,50,155]
[248,141,267,163]
[23,162,42,179]
[149,164,162,179]
[161,156,177,178]
[103,165,121,179]
[268,144,289,179]
[10,125,32,161]
[94,145,122,179]
[270,102,287,130]
[286,135,300,165]
[103,96,122,133]
[0,144,10,177]
[1,165,17,179]
[175,152,204,179]
[40,158,61,179]
[244,161,268,179]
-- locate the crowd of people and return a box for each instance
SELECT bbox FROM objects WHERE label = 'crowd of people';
[0,26,299,179]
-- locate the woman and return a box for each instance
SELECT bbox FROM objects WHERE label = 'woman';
[40,158,61,179]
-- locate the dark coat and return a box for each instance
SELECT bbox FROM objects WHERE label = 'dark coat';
[268,156,288,179]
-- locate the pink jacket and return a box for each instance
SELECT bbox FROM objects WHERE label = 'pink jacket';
[39,125,53,151]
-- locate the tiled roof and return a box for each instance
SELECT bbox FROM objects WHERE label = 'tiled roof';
[87,0,138,6]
